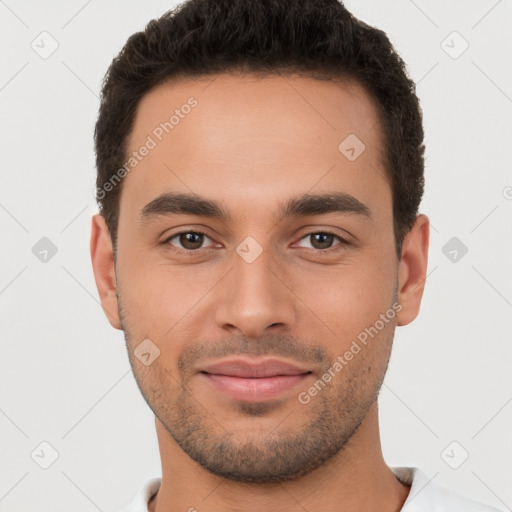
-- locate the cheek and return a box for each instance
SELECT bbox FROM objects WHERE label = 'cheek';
[301,256,397,343]
[116,257,214,346]
[123,273,181,323]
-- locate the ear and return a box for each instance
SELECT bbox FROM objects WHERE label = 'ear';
[396,214,430,326]
[90,214,122,330]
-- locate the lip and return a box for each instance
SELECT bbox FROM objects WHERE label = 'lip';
[199,358,311,378]
[197,358,313,402]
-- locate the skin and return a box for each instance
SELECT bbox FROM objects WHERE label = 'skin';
[90,73,429,512]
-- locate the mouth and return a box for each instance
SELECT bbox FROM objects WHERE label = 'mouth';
[197,358,313,402]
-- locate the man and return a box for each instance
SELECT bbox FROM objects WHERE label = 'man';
[90,1,501,511]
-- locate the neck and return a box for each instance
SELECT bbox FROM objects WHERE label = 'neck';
[148,402,410,512]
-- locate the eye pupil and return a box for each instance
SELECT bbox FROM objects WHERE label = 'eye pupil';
[311,233,333,250]
[180,232,203,249]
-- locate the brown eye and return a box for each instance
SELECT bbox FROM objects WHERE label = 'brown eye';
[179,232,204,250]
[164,231,213,251]
[310,233,335,250]
[296,231,348,252]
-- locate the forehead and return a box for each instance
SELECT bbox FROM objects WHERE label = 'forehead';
[129,72,383,156]
[120,73,391,225]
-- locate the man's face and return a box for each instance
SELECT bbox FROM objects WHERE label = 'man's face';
[112,74,401,482]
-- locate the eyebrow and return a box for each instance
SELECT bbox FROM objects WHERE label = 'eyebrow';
[139,191,372,224]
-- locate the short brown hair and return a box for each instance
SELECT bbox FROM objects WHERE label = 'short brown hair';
[94,0,425,258]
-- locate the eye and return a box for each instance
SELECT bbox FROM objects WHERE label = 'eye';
[162,229,349,254]
[295,231,349,252]
[163,230,217,251]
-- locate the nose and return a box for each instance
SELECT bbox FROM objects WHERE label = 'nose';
[214,243,297,338]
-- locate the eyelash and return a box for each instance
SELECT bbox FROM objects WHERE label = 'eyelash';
[162,230,349,254]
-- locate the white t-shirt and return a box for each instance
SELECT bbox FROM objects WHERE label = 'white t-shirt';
[119,466,504,512]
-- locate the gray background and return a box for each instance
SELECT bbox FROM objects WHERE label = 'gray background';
[1,0,511,510]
